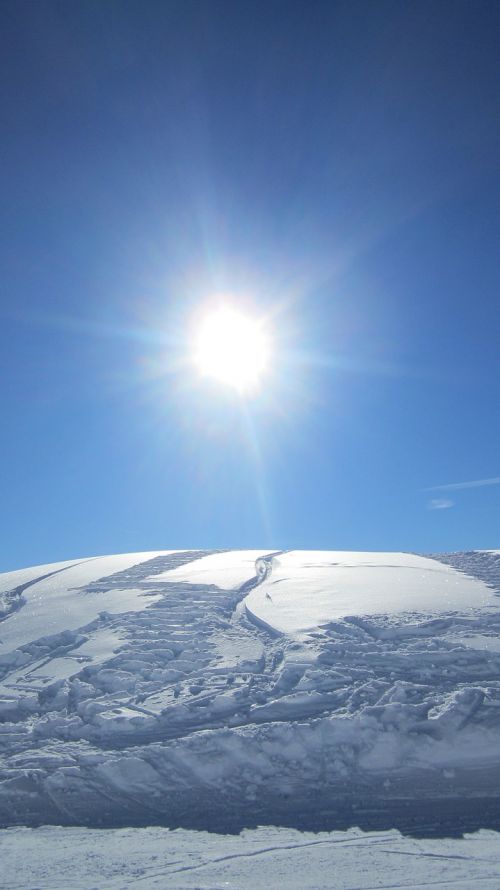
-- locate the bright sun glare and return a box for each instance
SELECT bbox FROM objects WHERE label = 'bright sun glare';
[193,305,270,394]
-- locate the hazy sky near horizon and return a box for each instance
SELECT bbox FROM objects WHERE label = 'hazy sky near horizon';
[1,0,500,571]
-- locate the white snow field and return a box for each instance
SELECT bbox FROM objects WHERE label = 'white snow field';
[2,548,500,887]
[3,824,500,889]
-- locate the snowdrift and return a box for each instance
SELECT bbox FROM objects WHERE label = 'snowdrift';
[1,548,500,834]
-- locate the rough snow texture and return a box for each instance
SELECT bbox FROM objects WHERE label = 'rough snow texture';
[1,548,500,834]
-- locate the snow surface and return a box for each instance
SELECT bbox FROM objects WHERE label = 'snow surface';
[0,558,81,596]
[2,547,500,845]
[3,824,500,889]
[146,548,274,589]
[0,551,171,656]
[244,551,497,635]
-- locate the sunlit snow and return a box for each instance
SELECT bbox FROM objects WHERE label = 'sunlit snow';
[244,551,497,635]
[2,547,500,887]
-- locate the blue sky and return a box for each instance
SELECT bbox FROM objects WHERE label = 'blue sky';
[1,0,500,571]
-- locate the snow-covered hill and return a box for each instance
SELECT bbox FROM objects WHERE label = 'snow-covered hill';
[1,548,500,836]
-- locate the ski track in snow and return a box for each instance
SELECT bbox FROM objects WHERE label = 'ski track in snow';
[3,824,500,889]
[1,549,500,834]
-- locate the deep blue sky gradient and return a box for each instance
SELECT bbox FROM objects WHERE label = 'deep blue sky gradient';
[1,0,500,570]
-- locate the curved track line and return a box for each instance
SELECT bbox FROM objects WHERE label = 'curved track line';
[0,558,100,625]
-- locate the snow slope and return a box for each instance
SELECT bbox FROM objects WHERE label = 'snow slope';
[1,548,500,836]
[0,551,173,655]
[244,550,496,633]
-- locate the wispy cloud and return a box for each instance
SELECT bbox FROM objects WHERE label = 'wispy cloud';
[428,498,455,510]
[425,476,500,493]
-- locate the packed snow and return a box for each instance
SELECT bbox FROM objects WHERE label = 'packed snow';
[2,546,500,885]
[3,824,500,889]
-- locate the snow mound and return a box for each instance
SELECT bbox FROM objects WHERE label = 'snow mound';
[1,548,500,834]
[244,551,496,634]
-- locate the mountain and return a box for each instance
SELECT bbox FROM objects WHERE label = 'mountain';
[1,548,500,836]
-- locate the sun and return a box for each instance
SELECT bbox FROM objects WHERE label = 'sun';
[193,305,270,394]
